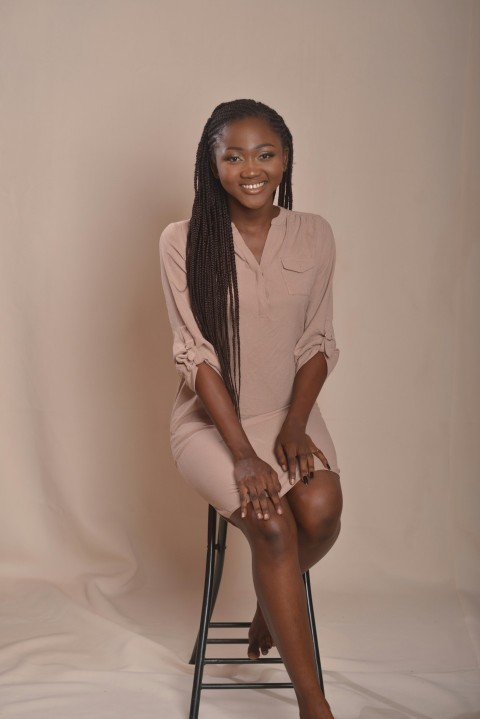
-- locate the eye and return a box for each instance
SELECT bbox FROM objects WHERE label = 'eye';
[259,152,274,160]
[225,154,242,163]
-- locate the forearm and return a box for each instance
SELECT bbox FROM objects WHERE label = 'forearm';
[196,362,282,519]
[194,362,256,460]
[284,352,328,428]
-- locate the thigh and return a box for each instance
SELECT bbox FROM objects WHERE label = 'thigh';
[285,469,343,536]
[175,428,240,518]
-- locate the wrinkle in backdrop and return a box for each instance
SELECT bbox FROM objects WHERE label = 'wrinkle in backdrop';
[0,1,479,717]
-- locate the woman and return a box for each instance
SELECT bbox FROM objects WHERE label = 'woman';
[159,99,342,719]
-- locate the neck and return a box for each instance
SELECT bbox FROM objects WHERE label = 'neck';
[227,199,280,234]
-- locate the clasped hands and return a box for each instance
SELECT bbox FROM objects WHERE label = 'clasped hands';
[234,418,330,520]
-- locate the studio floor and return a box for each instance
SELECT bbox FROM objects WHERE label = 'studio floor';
[0,578,478,719]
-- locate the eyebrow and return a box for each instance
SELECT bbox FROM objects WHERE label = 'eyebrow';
[224,143,276,151]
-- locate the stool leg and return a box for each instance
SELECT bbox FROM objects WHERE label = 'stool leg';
[189,506,217,719]
[210,516,228,611]
[303,570,324,695]
[189,510,228,664]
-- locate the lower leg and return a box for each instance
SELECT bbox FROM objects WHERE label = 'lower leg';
[230,502,334,719]
[249,471,342,658]
[298,518,341,572]
[248,522,340,656]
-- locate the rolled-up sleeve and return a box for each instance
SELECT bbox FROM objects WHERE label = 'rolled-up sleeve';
[159,223,222,392]
[293,220,340,377]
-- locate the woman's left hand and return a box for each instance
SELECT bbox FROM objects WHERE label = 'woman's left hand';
[274,417,330,485]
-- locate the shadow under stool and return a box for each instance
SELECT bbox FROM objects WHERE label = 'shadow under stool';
[189,504,325,719]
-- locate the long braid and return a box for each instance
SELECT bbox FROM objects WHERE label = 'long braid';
[187,99,294,415]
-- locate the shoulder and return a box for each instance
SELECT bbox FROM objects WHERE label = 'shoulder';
[159,219,189,262]
[285,209,333,239]
[283,209,335,259]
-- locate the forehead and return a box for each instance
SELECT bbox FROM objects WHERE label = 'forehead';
[215,116,282,148]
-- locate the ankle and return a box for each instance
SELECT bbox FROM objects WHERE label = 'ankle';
[298,691,333,719]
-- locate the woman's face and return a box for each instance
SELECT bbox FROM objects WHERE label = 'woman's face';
[212,116,288,213]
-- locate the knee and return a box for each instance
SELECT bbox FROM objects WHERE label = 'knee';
[302,488,343,545]
[245,511,297,559]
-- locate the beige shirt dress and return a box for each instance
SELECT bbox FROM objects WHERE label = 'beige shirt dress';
[159,207,340,518]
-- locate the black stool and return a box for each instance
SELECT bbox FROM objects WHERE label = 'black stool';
[189,504,324,719]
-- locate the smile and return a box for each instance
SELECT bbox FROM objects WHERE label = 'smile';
[240,181,267,190]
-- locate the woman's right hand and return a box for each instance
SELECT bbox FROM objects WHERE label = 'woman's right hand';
[234,455,283,520]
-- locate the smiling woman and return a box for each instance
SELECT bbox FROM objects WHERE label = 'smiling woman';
[211,118,288,220]
[159,99,342,719]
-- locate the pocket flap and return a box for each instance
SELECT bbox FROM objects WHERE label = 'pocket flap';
[281,256,315,273]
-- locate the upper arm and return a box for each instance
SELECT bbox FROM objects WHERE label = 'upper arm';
[293,217,340,377]
[159,224,222,391]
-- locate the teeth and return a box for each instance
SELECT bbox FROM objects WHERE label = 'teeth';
[242,182,265,189]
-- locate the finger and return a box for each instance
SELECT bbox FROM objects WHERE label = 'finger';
[238,485,249,519]
[268,478,283,515]
[298,452,309,484]
[273,474,282,493]
[287,453,297,484]
[274,445,288,473]
[257,489,271,520]
[313,448,331,470]
[307,452,315,479]
[248,489,264,520]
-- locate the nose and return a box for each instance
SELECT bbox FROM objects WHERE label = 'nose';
[240,157,261,178]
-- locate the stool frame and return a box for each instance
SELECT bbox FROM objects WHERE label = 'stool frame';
[189,504,324,719]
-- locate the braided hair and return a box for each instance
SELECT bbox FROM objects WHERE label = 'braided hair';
[186,99,294,415]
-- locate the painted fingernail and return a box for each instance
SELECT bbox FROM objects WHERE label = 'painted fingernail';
[302,475,309,485]
[309,471,314,478]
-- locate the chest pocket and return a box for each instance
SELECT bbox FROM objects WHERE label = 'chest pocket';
[281,256,316,295]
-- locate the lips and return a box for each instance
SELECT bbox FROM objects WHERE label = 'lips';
[240,181,267,192]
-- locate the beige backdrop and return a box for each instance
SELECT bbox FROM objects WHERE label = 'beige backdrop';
[0,1,479,717]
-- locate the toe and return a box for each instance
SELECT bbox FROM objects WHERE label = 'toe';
[247,639,260,660]
[260,639,269,655]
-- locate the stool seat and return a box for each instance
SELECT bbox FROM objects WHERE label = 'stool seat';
[189,505,324,718]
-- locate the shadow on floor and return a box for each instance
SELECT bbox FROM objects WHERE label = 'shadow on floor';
[329,672,431,719]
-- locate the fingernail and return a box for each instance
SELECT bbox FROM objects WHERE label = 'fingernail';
[277,508,283,514]
[264,513,269,520]
[309,471,314,478]
[327,463,331,470]
[282,465,287,471]
[302,475,309,485]
[241,512,246,518]
[290,477,295,485]
[257,512,262,519]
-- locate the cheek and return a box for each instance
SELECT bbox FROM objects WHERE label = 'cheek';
[217,167,236,187]
[273,161,286,182]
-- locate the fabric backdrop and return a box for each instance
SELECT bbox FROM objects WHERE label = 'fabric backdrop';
[0,1,479,717]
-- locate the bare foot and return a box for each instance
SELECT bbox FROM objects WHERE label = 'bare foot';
[248,603,275,659]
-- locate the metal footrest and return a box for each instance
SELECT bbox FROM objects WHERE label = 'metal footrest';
[202,682,293,690]
[204,657,283,665]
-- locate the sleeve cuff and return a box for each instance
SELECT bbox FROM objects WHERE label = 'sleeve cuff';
[294,333,340,377]
[173,325,222,392]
